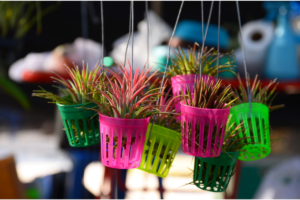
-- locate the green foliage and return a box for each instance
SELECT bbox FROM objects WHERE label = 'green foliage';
[0,74,30,110]
[0,2,59,39]
[32,62,104,105]
[168,43,236,77]
[222,116,254,153]
[232,74,284,111]
[87,62,163,119]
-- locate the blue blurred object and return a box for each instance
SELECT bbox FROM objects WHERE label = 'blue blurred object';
[66,150,99,199]
[263,2,290,22]
[174,20,230,49]
[265,4,300,80]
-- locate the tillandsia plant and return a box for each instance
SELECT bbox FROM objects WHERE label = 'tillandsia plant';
[181,78,237,109]
[181,78,238,156]
[168,43,235,77]
[231,74,284,140]
[32,62,104,105]
[32,62,105,139]
[233,74,284,111]
[86,62,164,157]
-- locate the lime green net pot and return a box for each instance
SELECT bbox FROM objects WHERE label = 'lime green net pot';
[57,102,100,147]
[138,123,182,178]
[193,151,240,192]
[230,103,270,161]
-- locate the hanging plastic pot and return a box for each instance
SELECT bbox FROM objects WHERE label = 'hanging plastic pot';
[99,114,149,169]
[57,103,100,147]
[193,151,240,192]
[171,74,216,121]
[138,123,182,178]
[230,102,270,161]
[181,101,230,157]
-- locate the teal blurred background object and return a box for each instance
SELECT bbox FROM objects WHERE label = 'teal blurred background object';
[265,3,300,80]
[152,45,237,78]
[103,56,114,67]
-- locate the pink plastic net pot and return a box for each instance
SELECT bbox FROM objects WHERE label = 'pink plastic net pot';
[171,74,216,121]
[180,101,230,157]
[99,114,150,169]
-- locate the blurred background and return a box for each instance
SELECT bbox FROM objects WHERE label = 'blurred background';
[1,1,300,199]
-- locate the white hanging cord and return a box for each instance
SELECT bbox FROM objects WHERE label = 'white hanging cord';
[124,2,132,66]
[100,1,104,70]
[194,1,214,88]
[146,1,149,70]
[159,1,184,92]
[201,1,204,48]
[131,0,134,90]
[216,1,221,81]
[148,1,184,135]
[236,1,251,113]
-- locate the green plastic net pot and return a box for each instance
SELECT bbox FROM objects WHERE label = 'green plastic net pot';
[138,123,182,178]
[193,151,240,192]
[230,103,270,161]
[57,102,100,147]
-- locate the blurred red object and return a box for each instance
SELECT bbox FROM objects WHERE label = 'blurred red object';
[149,76,300,94]
[23,70,71,84]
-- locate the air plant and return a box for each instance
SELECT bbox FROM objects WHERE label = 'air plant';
[32,61,104,105]
[233,74,284,112]
[231,74,284,138]
[86,62,163,119]
[168,43,235,77]
[32,61,105,139]
[181,78,238,156]
[86,62,163,156]
[181,77,237,109]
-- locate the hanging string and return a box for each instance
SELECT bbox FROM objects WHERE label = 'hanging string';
[148,1,184,135]
[194,1,214,88]
[201,1,204,48]
[216,1,221,81]
[159,1,184,92]
[236,1,251,114]
[131,0,134,90]
[100,1,104,69]
[145,1,149,69]
[124,2,132,66]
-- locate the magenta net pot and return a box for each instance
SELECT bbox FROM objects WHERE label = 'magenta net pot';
[171,74,216,121]
[180,101,230,157]
[99,114,150,169]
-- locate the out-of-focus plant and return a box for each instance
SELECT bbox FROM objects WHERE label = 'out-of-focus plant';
[0,1,59,39]
[168,43,235,77]
[232,74,284,111]
[0,75,30,110]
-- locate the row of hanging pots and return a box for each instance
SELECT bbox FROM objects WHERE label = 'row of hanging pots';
[54,74,271,186]
[33,43,282,193]
[57,103,182,176]
[172,73,271,161]
[170,73,273,192]
[56,104,182,176]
